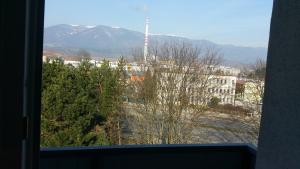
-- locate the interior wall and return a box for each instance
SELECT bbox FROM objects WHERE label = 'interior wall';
[256,0,300,169]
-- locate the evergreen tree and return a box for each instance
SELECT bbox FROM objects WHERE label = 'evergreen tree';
[106,57,128,144]
[41,59,110,147]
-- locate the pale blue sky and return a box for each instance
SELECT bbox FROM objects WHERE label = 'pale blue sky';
[44,0,273,47]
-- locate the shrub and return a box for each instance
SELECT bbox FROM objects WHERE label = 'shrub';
[208,97,221,108]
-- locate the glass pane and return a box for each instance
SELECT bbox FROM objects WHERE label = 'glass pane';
[42,0,271,147]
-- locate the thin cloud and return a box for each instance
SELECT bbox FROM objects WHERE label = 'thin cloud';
[132,4,149,13]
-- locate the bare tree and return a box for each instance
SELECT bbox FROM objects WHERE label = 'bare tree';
[250,58,266,81]
[245,58,266,112]
[127,42,224,144]
[123,43,264,145]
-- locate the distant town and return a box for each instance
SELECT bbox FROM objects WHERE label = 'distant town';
[43,51,264,109]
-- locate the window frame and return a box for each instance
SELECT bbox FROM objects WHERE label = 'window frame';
[8,1,300,169]
[22,0,45,168]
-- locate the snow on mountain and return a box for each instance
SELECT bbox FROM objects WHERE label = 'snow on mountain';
[85,25,96,28]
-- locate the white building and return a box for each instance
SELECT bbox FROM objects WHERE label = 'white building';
[156,70,237,106]
[186,75,236,105]
[207,65,240,76]
[207,75,237,105]
[64,60,81,67]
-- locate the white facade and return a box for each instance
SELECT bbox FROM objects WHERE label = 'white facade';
[64,60,81,67]
[207,75,237,105]
[187,75,236,105]
[157,72,237,106]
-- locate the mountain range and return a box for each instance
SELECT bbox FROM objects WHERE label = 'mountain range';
[44,24,267,65]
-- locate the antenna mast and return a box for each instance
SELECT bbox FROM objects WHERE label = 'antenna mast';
[144,17,149,64]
